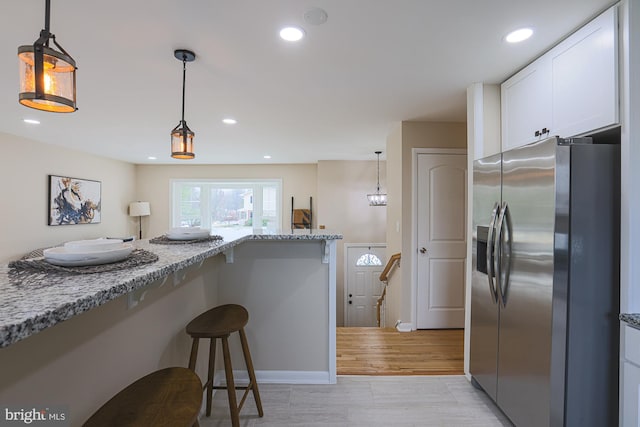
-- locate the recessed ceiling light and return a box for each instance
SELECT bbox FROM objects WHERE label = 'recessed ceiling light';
[279,26,305,42]
[222,118,237,125]
[23,118,40,124]
[263,155,272,159]
[505,28,533,43]
[147,156,157,160]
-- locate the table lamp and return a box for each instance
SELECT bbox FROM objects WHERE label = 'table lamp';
[129,202,151,240]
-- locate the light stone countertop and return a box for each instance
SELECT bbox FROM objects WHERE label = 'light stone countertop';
[0,231,342,348]
[620,313,640,330]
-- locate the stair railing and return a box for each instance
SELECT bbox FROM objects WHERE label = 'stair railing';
[377,253,401,327]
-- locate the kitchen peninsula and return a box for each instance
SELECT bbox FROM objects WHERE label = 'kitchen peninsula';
[0,231,341,426]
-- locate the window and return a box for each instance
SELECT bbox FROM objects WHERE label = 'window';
[355,253,383,266]
[171,179,282,238]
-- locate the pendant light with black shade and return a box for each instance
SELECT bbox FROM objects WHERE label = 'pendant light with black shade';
[367,151,387,206]
[18,0,77,113]
[171,49,196,160]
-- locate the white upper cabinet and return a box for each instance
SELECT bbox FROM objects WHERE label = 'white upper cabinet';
[501,6,618,152]
[549,7,618,139]
[501,57,552,151]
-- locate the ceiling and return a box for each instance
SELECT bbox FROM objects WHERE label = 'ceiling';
[0,0,613,164]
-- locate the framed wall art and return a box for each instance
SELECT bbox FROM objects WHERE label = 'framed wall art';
[48,175,102,226]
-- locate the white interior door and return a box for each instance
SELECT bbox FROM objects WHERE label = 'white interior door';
[345,245,386,327]
[416,153,467,329]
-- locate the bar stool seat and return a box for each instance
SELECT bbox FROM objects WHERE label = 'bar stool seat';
[186,304,263,427]
[83,367,202,427]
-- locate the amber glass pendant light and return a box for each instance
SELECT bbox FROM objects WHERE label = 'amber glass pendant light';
[18,0,77,113]
[171,49,196,160]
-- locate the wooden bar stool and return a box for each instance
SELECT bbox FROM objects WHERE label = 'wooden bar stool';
[186,304,263,427]
[83,367,202,427]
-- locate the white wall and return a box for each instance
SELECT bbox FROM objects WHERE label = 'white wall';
[317,160,386,326]
[385,124,403,327]
[217,241,331,375]
[0,132,136,263]
[620,0,640,315]
[467,84,501,160]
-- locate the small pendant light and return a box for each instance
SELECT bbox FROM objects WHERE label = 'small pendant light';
[367,151,387,206]
[171,49,196,160]
[18,0,77,113]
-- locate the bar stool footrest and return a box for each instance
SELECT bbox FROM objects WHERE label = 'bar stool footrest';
[212,381,256,413]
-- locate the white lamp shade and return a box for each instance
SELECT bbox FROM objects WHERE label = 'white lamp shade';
[129,202,150,217]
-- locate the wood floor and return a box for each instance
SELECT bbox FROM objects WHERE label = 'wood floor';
[336,327,464,376]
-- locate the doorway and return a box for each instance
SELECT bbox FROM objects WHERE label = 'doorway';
[344,244,386,327]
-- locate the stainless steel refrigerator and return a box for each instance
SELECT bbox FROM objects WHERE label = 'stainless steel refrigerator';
[470,137,620,427]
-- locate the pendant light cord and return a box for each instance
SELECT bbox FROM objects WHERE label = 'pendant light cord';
[40,0,52,48]
[37,0,73,58]
[376,152,382,192]
[44,0,50,33]
[181,57,187,123]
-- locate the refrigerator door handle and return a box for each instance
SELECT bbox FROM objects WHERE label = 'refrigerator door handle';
[494,204,503,303]
[496,202,513,307]
[486,202,500,303]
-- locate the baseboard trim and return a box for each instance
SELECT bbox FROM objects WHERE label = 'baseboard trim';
[213,370,332,385]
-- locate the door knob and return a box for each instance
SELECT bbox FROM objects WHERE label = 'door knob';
[419,247,427,254]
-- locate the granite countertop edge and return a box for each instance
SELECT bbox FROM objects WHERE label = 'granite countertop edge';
[620,313,640,329]
[0,232,342,348]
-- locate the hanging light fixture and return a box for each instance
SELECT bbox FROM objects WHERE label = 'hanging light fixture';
[367,151,387,206]
[18,0,77,113]
[171,49,196,160]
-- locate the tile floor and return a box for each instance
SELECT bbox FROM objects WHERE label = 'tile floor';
[198,375,513,426]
